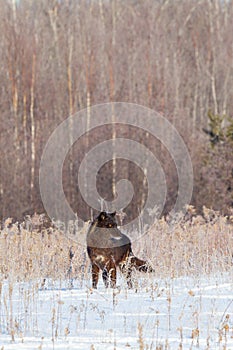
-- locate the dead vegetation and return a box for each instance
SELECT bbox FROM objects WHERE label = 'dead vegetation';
[0,209,232,284]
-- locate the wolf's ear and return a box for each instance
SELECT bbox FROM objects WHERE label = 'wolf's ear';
[110,211,116,217]
[99,212,106,221]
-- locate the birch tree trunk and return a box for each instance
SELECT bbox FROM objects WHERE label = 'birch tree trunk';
[207,0,218,116]
[110,0,116,199]
[30,53,36,206]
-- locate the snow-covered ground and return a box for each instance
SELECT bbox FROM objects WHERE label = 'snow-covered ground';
[0,273,233,350]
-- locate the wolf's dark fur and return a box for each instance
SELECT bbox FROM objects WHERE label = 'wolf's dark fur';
[86,211,154,288]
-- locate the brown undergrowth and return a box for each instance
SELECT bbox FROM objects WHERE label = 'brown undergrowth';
[0,208,232,284]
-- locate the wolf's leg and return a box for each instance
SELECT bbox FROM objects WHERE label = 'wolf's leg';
[102,260,117,288]
[109,263,117,288]
[125,267,133,288]
[120,261,133,289]
[102,268,109,288]
[91,263,100,289]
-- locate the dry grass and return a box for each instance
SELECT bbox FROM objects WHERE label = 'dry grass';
[0,208,232,284]
[134,207,233,278]
[0,215,88,284]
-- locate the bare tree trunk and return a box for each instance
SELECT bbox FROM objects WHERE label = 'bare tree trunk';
[48,4,60,69]
[111,0,116,199]
[67,29,74,205]
[11,0,17,22]
[208,0,218,115]
[142,33,152,210]
[11,64,19,154]
[193,39,200,127]
[173,50,180,119]
[30,53,36,206]
[9,1,20,184]
[23,93,27,156]
[84,90,91,201]
[67,35,74,117]
[98,0,109,94]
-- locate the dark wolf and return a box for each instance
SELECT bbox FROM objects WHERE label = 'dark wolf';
[86,211,154,288]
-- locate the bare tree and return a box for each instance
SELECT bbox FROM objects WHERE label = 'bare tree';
[0,0,232,220]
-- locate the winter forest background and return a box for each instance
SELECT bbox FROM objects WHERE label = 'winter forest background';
[0,0,233,222]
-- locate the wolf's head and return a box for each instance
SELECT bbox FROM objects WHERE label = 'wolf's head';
[95,211,117,228]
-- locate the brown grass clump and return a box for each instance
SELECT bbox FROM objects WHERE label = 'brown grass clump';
[131,207,233,278]
[0,214,88,284]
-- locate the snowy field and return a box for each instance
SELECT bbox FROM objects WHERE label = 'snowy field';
[1,273,233,350]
